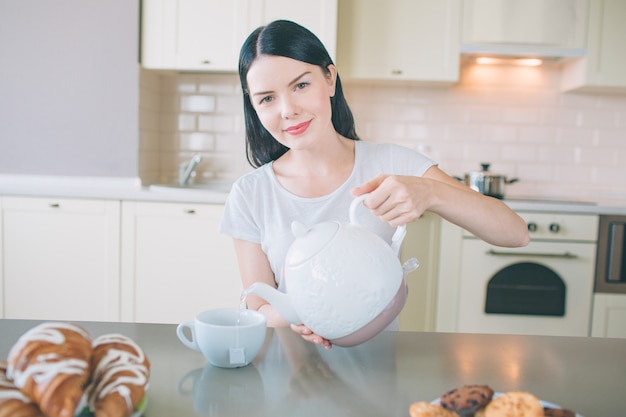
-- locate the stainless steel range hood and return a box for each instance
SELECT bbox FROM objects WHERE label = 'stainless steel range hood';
[461,0,589,61]
[460,43,585,61]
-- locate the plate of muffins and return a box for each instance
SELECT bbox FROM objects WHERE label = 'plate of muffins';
[410,384,582,417]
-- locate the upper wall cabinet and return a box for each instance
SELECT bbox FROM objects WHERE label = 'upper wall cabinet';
[336,0,461,84]
[141,0,252,71]
[561,0,626,92]
[248,0,338,60]
[141,0,338,72]
[461,0,589,57]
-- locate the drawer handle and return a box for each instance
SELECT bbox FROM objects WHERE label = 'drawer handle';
[185,209,196,214]
[49,203,60,208]
[607,222,625,282]
[487,250,578,259]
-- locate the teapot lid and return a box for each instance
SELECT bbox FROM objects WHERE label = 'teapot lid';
[287,221,340,266]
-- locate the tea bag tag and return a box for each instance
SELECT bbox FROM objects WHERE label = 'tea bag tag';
[229,347,246,365]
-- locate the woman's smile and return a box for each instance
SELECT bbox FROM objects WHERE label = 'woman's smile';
[284,120,312,135]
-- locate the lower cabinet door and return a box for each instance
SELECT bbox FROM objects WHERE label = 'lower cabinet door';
[1,196,120,321]
[591,293,626,338]
[121,201,241,324]
[398,212,441,332]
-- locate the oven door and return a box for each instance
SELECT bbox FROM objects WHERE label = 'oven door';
[457,239,596,336]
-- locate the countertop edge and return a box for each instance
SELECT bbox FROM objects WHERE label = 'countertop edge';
[504,200,626,216]
[0,175,229,204]
[2,175,626,213]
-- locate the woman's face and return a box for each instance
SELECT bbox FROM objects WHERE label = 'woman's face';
[246,55,337,150]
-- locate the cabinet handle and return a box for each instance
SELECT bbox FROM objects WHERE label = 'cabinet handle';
[391,69,403,75]
[185,209,196,214]
[607,222,625,282]
[486,250,578,259]
[201,60,211,64]
[49,203,60,208]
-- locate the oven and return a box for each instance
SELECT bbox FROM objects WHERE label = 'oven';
[456,212,599,337]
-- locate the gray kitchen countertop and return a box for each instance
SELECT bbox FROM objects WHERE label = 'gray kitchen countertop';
[504,196,626,215]
[1,319,624,417]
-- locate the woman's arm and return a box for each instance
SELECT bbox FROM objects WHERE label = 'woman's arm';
[233,238,290,327]
[352,166,530,248]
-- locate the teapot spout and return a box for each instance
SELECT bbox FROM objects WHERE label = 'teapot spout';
[242,282,301,324]
[402,258,419,275]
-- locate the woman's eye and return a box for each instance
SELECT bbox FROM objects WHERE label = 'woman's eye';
[295,82,309,90]
[259,96,273,105]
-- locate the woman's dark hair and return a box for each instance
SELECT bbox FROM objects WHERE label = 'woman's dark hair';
[239,19,359,168]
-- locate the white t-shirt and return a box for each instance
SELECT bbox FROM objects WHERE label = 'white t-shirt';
[219,140,436,291]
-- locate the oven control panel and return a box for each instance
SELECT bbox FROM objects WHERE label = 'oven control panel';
[463,212,599,241]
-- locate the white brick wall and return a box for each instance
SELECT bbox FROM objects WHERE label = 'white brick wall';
[139,63,626,200]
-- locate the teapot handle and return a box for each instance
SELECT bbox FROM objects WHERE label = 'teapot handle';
[349,194,407,255]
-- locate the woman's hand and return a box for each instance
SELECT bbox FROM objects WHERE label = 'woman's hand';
[290,323,333,349]
[352,167,530,248]
[352,173,431,227]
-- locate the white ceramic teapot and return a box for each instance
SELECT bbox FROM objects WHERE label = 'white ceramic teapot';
[242,194,418,347]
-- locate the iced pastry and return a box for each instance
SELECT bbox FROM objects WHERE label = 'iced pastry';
[86,334,150,417]
[6,322,93,417]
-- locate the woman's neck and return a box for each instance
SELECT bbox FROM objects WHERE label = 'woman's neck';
[272,135,356,198]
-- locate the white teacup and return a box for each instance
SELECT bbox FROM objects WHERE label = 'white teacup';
[177,308,267,368]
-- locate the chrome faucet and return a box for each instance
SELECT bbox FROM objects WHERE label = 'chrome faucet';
[178,154,203,186]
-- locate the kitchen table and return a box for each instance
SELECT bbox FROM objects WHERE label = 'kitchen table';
[0,319,624,417]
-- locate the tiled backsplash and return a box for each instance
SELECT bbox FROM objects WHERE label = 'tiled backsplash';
[139,70,249,185]
[139,63,626,200]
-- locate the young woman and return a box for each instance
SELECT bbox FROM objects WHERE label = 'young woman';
[220,20,529,348]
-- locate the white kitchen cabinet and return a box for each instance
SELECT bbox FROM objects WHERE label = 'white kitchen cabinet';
[562,0,626,92]
[336,0,461,84]
[248,0,338,60]
[120,201,241,324]
[461,0,588,56]
[591,293,626,338]
[434,219,464,332]
[0,198,3,318]
[141,0,252,71]
[1,196,120,321]
[398,212,441,331]
[141,0,338,71]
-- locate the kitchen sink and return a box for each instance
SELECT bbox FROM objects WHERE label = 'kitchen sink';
[148,179,233,194]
